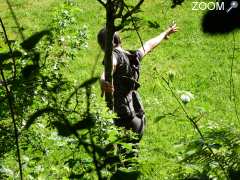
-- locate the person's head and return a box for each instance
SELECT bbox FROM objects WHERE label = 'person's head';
[97,27,121,52]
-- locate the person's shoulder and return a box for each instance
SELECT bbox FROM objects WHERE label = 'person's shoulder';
[135,50,143,60]
[114,47,143,62]
[113,47,125,66]
[126,49,143,61]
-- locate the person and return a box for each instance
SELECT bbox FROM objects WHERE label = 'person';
[98,23,178,138]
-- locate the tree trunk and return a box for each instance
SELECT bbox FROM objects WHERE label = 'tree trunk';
[104,0,115,110]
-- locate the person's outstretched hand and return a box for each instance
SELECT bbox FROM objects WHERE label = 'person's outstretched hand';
[165,22,178,39]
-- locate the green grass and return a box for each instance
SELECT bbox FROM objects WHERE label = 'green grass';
[1,0,240,179]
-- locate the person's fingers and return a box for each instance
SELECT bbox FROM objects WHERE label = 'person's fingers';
[104,82,113,88]
[104,85,114,90]
[100,84,105,97]
[103,85,114,92]
[170,27,179,33]
[169,23,177,30]
[101,80,114,93]
[104,88,114,93]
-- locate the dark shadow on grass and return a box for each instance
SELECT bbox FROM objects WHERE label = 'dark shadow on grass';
[0,126,15,158]
[20,30,52,51]
[0,29,55,157]
[229,169,240,180]
[171,0,185,8]
[111,170,141,180]
[0,51,22,62]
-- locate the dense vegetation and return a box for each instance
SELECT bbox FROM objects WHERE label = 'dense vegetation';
[1,0,240,179]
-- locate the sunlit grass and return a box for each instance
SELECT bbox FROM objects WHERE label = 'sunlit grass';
[1,0,240,179]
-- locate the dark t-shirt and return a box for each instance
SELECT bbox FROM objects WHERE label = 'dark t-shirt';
[112,48,145,134]
[112,48,144,118]
[113,49,143,95]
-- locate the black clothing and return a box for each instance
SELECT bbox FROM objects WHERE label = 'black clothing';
[112,48,145,135]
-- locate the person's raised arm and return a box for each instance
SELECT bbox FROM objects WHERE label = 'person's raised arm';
[138,23,178,58]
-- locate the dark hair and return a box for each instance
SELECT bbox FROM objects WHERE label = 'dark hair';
[97,28,121,51]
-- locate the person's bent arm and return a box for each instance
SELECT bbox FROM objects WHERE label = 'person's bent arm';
[138,23,178,58]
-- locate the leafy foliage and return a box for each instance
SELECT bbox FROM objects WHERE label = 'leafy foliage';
[172,123,240,179]
[0,0,140,179]
[2,0,240,179]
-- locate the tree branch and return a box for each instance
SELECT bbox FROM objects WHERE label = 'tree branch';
[122,0,144,20]
[125,5,145,52]
[113,0,124,18]
[99,0,145,108]
[103,0,115,109]
[115,0,144,31]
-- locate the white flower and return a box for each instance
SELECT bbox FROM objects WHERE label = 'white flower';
[178,91,194,104]
[180,94,191,104]
[60,36,65,42]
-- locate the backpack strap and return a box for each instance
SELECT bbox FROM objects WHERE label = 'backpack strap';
[113,48,141,94]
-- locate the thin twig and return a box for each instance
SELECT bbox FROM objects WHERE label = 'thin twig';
[6,0,25,41]
[229,32,239,122]
[114,0,124,18]
[161,76,229,179]
[90,129,103,180]
[229,32,234,100]
[0,18,17,78]
[122,0,144,20]
[74,87,79,111]
[0,68,23,180]
[85,81,102,179]
[125,4,145,52]
[91,50,101,77]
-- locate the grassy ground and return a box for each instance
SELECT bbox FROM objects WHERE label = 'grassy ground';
[1,0,240,179]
